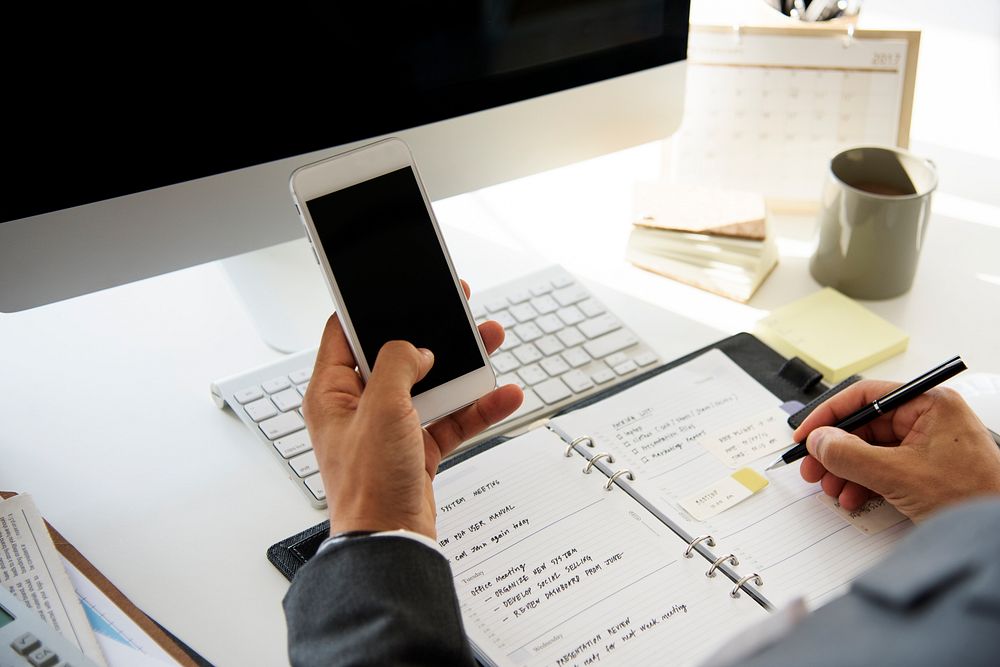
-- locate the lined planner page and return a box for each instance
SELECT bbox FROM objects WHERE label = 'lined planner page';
[434,427,766,667]
[550,349,911,608]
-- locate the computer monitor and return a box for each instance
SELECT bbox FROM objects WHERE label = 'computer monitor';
[1,2,690,350]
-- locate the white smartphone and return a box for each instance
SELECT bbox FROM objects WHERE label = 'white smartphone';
[290,138,496,424]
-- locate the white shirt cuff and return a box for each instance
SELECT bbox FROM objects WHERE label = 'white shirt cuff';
[316,528,441,557]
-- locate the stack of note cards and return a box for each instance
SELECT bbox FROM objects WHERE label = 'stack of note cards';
[626,185,778,303]
[755,288,909,383]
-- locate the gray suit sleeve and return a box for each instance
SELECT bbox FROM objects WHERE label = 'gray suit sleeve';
[737,498,1000,667]
[283,536,476,667]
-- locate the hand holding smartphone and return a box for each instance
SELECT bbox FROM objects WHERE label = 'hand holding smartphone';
[290,138,496,424]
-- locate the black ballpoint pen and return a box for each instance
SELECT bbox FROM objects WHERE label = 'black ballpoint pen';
[765,356,968,471]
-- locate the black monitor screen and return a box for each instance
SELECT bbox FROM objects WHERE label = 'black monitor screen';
[2,1,688,222]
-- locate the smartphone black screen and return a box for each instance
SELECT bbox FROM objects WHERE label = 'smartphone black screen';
[306,167,485,395]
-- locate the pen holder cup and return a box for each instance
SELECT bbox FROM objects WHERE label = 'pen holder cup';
[809,146,937,300]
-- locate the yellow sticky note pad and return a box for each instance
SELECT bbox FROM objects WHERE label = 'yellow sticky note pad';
[754,288,908,383]
[679,468,769,521]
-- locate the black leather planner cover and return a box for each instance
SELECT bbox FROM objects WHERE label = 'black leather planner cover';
[267,332,859,581]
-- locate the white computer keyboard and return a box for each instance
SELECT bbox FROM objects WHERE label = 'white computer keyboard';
[211,266,660,508]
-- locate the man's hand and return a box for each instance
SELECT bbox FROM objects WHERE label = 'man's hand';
[302,282,523,539]
[795,380,1000,522]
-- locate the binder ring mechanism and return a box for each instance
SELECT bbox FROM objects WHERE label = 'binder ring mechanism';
[565,436,595,457]
[604,469,635,490]
[683,535,716,559]
[583,453,614,474]
[731,573,764,599]
[706,554,739,578]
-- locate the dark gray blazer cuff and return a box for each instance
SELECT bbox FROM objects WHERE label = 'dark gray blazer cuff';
[283,535,475,667]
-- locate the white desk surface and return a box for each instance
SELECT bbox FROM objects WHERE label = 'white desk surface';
[2,139,998,666]
[3,5,1000,658]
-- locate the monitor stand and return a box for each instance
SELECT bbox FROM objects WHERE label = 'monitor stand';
[220,238,333,354]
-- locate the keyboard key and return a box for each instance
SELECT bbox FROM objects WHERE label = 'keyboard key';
[484,298,508,312]
[493,388,544,427]
[517,364,548,385]
[296,381,310,396]
[491,352,519,374]
[535,314,563,334]
[613,360,638,376]
[11,633,41,655]
[471,303,487,319]
[262,376,291,394]
[234,386,264,404]
[556,327,585,347]
[635,351,658,367]
[535,377,573,404]
[305,473,326,501]
[529,282,552,296]
[272,388,303,412]
[244,397,278,422]
[28,648,58,667]
[583,329,638,359]
[562,347,591,368]
[540,356,570,376]
[289,450,319,478]
[530,294,559,314]
[512,344,543,365]
[509,303,539,323]
[507,289,532,304]
[492,310,517,329]
[513,322,543,342]
[274,431,312,459]
[605,352,629,367]
[591,368,616,384]
[497,372,524,389]
[551,273,574,288]
[578,314,621,339]
[536,335,564,356]
[556,305,585,326]
[578,298,605,317]
[562,369,594,392]
[289,367,312,384]
[260,412,305,440]
[500,330,521,351]
[553,285,588,306]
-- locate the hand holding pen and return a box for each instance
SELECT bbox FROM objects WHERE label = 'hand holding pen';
[770,357,1000,522]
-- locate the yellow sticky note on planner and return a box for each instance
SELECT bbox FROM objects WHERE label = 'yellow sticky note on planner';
[754,288,908,383]
[679,468,769,521]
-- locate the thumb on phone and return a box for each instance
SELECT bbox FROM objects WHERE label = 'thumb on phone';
[362,341,435,411]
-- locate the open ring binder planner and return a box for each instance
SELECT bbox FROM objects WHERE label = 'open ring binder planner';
[558,416,770,609]
[732,573,764,599]
[269,333,912,665]
[604,469,635,490]
[582,451,614,473]
[707,554,740,578]
[564,435,594,457]
[684,535,716,558]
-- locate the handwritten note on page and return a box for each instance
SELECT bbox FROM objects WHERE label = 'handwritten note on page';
[550,349,912,608]
[816,495,908,535]
[699,408,793,469]
[434,427,765,667]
